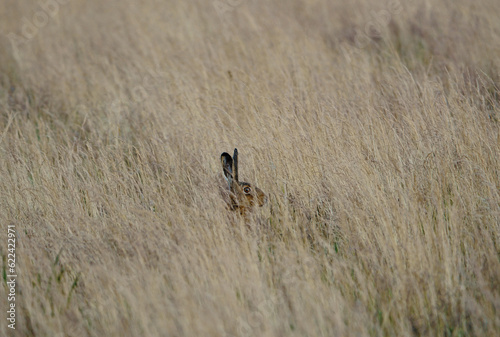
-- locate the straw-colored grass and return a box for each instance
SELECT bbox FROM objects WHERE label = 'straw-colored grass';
[1,0,499,336]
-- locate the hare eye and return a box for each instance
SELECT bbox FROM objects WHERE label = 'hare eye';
[243,186,251,194]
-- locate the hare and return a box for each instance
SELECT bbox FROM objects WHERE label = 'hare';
[220,148,267,214]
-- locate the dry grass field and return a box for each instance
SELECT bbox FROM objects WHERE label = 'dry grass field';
[1,0,499,336]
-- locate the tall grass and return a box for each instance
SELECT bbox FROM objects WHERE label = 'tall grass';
[1,0,499,336]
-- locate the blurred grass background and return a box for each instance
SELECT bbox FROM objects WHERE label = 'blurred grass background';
[0,0,499,336]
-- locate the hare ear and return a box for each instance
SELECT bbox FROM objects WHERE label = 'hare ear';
[221,152,233,188]
[233,148,239,182]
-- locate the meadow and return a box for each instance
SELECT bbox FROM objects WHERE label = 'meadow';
[1,0,499,336]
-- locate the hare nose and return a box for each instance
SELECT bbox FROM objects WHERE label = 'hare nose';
[262,195,268,205]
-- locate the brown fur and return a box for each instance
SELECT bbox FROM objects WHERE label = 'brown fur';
[220,149,267,215]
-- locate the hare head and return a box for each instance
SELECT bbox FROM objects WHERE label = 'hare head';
[221,148,267,214]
